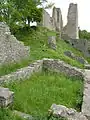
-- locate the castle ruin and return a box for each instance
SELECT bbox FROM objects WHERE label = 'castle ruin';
[42,3,90,57]
[42,3,78,39]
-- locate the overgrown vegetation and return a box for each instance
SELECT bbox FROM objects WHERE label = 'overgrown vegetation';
[15,27,84,68]
[79,29,90,40]
[4,71,83,117]
[0,109,24,120]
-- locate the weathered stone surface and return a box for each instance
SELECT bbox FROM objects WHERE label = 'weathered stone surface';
[64,51,75,59]
[82,70,90,120]
[76,57,88,64]
[64,50,88,64]
[69,39,90,57]
[13,110,33,120]
[49,104,87,120]
[52,7,63,34]
[42,10,55,30]
[0,60,43,85]
[0,87,14,107]
[48,36,57,50]
[63,3,79,39]
[42,7,63,35]
[0,22,30,66]
[43,58,84,77]
[84,64,90,69]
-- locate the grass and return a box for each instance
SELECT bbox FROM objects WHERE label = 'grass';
[15,27,84,68]
[4,71,83,118]
[0,109,24,120]
[0,59,31,77]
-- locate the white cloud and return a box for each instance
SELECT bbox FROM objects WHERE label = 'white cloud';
[47,0,90,31]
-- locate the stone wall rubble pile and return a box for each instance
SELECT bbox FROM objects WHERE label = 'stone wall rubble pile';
[0,22,30,66]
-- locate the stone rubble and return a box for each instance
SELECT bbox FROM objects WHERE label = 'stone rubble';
[49,104,88,120]
[0,87,14,107]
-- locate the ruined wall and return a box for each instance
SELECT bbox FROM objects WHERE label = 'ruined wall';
[63,3,79,39]
[42,10,55,30]
[52,7,63,33]
[0,22,30,66]
[42,7,63,34]
[43,58,83,77]
[70,39,90,57]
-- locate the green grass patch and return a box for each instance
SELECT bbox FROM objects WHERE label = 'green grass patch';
[4,71,83,118]
[0,59,31,77]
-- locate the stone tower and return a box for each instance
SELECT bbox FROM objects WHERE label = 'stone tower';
[63,3,79,39]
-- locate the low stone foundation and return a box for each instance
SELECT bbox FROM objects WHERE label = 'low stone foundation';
[0,60,43,85]
[43,58,84,77]
[0,58,90,119]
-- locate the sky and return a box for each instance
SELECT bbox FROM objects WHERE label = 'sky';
[47,0,90,31]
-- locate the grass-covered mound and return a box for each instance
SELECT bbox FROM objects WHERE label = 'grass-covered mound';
[5,71,83,117]
[0,27,86,77]
[15,27,84,68]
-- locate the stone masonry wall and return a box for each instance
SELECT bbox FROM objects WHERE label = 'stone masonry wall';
[0,22,30,66]
[52,7,63,33]
[43,58,84,77]
[42,7,63,34]
[63,3,79,39]
[70,39,90,57]
[42,10,55,30]
[0,60,43,85]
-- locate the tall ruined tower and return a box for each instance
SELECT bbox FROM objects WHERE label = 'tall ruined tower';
[63,3,79,39]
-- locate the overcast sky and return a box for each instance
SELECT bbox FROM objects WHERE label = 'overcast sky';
[47,0,90,31]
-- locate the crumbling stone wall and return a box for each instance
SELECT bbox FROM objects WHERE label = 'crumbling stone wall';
[63,3,79,39]
[0,22,30,66]
[70,39,90,56]
[43,58,84,77]
[52,7,63,33]
[42,7,63,35]
[42,10,55,30]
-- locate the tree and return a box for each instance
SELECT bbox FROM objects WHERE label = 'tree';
[0,0,54,29]
[79,29,90,40]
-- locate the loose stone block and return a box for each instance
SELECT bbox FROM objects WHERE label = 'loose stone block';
[13,110,33,120]
[48,36,57,50]
[49,104,87,120]
[0,87,14,107]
